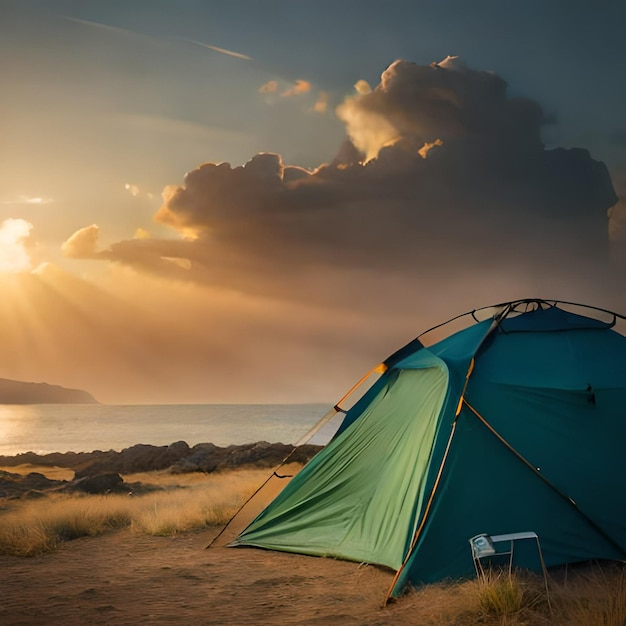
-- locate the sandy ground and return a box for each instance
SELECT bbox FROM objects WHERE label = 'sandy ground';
[0,465,430,625]
[0,528,427,626]
[3,466,624,624]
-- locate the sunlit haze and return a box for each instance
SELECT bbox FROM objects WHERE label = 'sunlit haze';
[1,0,625,403]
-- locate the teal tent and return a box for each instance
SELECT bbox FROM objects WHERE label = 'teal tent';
[232,299,626,599]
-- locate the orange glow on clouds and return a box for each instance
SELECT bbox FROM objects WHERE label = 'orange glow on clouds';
[61,224,100,258]
[259,79,313,98]
[282,79,311,97]
[418,138,444,159]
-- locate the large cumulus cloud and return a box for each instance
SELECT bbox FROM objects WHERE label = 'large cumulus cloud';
[337,56,544,158]
[65,57,619,311]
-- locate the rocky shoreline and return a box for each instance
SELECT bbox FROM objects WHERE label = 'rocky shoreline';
[0,441,322,499]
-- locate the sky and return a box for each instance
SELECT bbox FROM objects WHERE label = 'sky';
[1,0,625,404]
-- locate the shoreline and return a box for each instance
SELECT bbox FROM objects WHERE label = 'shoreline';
[0,440,323,473]
[0,440,322,499]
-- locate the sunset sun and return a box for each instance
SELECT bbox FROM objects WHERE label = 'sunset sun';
[0,219,32,273]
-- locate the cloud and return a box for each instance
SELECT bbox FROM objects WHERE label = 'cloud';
[282,79,312,97]
[259,80,278,94]
[608,167,626,265]
[259,79,317,107]
[0,196,54,206]
[336,96,399,160]
[62,224,101,258]
[313,91,330,114]
[125,183,141,197]
[62,16,153,41]
[66,57,620,315]
[134,228,151,240]
[354,80,372,95]
[179,38,253,61]
[0,218,33,272]
[125,183,155,200]
[337,56,546,160]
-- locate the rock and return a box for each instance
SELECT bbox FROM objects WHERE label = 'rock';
[169,442,322,474]
[0,441,324,477]
[73,441,191,478]
[70,473,125,494]
[0,470,67,499]
[0,450,110,470]
[169,443,220,474]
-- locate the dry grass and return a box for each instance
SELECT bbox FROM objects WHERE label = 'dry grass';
[551,564,626,626]
[0,468,269,556]
[0,494,133,556]
[476,571,526,616]
[127,469,268,536]
[2,468,625,624]
[399,564,626,625]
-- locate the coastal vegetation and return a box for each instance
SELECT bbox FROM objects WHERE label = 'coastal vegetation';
[0,467,268,556]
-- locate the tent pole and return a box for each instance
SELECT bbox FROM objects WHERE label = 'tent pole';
[383,417,458,605]
[383,307,513,604]
[416,299,625,344]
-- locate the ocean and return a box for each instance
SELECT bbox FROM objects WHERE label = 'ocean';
[0,403,335,457]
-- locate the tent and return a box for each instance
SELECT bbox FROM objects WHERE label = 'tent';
[232,299,626,600]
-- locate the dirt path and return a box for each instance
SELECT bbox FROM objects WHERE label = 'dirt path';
[0,528,429,625]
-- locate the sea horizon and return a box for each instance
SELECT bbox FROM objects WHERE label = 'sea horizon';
[0,402,334,457]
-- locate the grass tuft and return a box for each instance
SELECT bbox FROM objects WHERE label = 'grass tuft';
[477,570,525,616]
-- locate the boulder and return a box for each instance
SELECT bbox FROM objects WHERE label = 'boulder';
[73,441,191,478]
[0,470,67,499]
[70,472,125,494]
[168,442,220,473]
[169,442,322,474]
